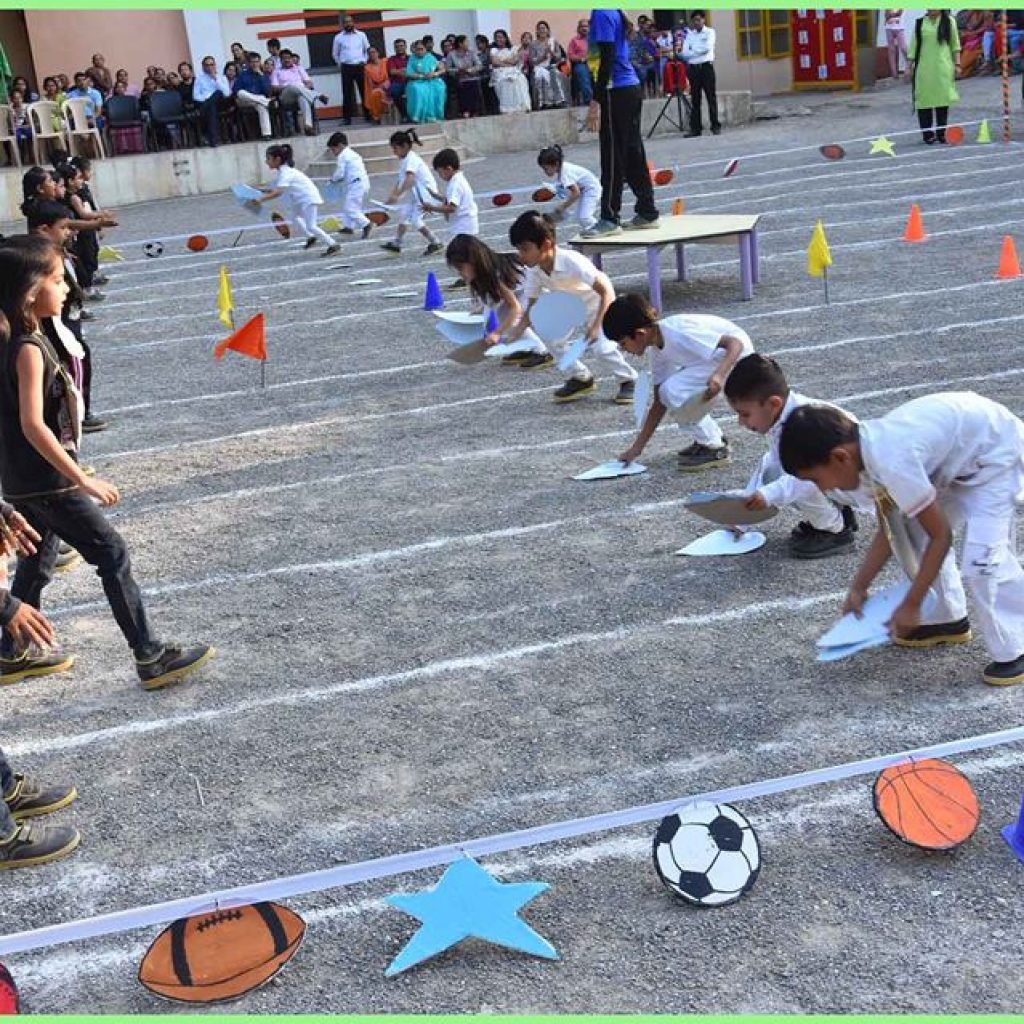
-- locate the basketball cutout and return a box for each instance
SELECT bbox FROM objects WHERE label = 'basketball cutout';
[270,212,291,239]
[872,758,980,851]
[653,168,674,186]
[652,802,760,907]
[532,187,555,202]
[0,963,19,1014]
[186,234,209,252]
[722,158,740,178]
[367,209,390,226]
[819,143,846,160]
[945,125,964,145]
[138,902,306,1004]
[492,192,513,207]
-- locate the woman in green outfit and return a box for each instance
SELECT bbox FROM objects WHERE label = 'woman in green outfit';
[908,10,961,144]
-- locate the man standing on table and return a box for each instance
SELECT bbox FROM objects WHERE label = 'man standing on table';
[583,8,660,238]
[332,14,370,126]
[683,10,721,137]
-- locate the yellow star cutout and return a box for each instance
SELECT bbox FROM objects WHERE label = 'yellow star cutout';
[869,135,896,157]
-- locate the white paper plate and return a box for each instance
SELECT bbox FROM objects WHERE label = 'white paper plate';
[556,337,588,373]
[573,460,647,481]
[435,320,485,346]
[684,492,779,527]
[675,529,767,557]
[433,311,487,326]
[817,582,937,649]
[351,278,384,286]
[816,635,890,662]
[532,292,588,343]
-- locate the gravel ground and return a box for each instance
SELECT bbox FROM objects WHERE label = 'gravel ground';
[2,75,1024,1013]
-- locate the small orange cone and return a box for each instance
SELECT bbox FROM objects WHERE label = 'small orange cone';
[903,203,926,243]
[997,235,1023,279]
[671,197,685,216]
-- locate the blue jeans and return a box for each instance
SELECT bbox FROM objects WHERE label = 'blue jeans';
[0,748,14,839]
[572,62,593,104]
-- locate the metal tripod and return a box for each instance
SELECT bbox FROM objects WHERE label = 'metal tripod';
[647,58,692,138]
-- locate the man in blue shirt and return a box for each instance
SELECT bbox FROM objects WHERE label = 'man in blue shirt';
[584,9,659,236]
[234,51,275,138]
[65,72,104,125]
[192,55,231,146]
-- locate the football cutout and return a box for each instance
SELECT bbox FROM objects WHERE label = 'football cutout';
[367,209,390,226]
[492,192,513,207]
[873,758,980,851]
[0,963,19,1014]
[653,168,674,186]
[653,802,760,907]
[532,187,555,202]
[819,143,846,160]
[143,241,164,258]
[138,902,306,1004]
[270,212,291,239]
[186,234,209,252]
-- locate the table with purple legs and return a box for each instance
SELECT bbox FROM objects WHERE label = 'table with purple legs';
[569,213,763,308]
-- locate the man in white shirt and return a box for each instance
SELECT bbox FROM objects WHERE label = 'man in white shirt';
[682,10,721,137]
[331,14,370,125]
[271,50,328,135]
[191,56,232,146]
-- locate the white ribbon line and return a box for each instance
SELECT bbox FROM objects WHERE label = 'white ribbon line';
[2,722,1022,957]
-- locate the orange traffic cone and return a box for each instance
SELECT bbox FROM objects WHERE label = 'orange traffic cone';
[997,235,1022,279]
[672,197,685,216]
[903,203,926,243]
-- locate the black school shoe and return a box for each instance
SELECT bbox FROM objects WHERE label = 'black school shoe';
[553,377,597,403]
[82,413,108,433]
[983,653,1024,687]
[135,643,215,692]
[677,440,731,472]
[4,774,77,820]
[0,650,75,685]
[614,380,635,405]
[789,520,856,559]
[0,821,80,870]
[519,352,554,370]
[894,617,972,648]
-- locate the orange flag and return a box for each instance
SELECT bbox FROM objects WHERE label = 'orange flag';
[214,313,266,362]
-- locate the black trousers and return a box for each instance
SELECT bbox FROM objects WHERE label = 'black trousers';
[688,61,719,133]
[598,84,658,224]
[198,94,225,145]
[917,106,949,140]
[2,490,159,659]
[340,63,365,119]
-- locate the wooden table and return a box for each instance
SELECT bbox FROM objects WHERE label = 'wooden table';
[569,213,762,308]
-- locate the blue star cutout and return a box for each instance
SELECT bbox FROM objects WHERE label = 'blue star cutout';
[384,857,559,976]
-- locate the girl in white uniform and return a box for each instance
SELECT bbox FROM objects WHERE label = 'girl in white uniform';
[253,144,339,256]
[380,129,442,257]
[537,145,601,233]
[326,131,371,238]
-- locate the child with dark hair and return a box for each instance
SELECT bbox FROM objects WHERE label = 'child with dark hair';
[537,145,601,233]
[778,392,1024,685]
[252,144,339,255]
[723,353,861,558]
[603,292,749,469]
[506,210,636,404]
[326,132,372,239]
[381,129,442,256]
[422,148,478,239]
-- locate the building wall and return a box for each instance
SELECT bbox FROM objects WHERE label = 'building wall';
[0,11,36,91]
[713,12,793,95]
[24,9,190,86]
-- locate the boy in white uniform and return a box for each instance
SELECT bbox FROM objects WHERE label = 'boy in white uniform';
[724,354,866,558]
[602,293,750,471]
[505,211,636,405]
[422,149,480,239]
[326,132,372,239]
[779,391,1024,686]
[537,146,601,233]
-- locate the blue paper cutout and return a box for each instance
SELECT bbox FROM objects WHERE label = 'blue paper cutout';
[385,857,558,977]
[557,337,588,373]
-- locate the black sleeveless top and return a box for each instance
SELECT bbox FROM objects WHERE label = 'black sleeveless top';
[0,332,78,500]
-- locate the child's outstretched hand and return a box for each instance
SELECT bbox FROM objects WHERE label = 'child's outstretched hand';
[618,442,643,466]
[704,372,725,400]
[80,476,120,507]
[842,586,869,619]
[484,331,501,347]
[244,199,261,213]
[744,491,768,511]
[7,602,55,650]
[887,599,921,639]
[0,508,40,558]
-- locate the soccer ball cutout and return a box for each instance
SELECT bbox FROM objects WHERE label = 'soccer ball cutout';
[143,241,164,258]
[652,802,760,907]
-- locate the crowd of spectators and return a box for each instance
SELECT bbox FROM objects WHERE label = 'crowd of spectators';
[953,9,1024,77]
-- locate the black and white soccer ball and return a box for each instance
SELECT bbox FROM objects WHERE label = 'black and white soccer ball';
[143,241,164,258]
[652,802,761,907]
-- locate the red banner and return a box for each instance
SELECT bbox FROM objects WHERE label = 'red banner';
[791,10,857,89]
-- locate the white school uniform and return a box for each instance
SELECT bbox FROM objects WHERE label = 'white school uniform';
[649,314,753,446]
[522,246,636,383]
[859,391,1024,660]
[332,147,370,231]
[443,171,479,238]
[470,277,546,356]
[396,150,437,231]
[548,160,601,231]
[274,164,333,245]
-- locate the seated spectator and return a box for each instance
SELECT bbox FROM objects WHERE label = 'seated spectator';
[476,35,498,114]
[422,34,442,62]
[567,19,593,105]
[983,11,1024,71]
[529,21,570,109]
[266,37,284,71]
[234,51,274,139]
[114,68,138,97]
[404,38,446,123]
[230,42,247,65]
[447,34,483,118]
[152,68,168,87]
[272,48,328,133]
[958,10,992,75]
[89,54,113,97]
[57,73,71,93]
[363,47,391,125]
[8,91,32,162]
[262,58,276,77]
[192,56,231,146]
[66,72,103,119]
[490,29,531,113]
[224,61,239,86]
[386,39,409,118]
[10,76,38,103]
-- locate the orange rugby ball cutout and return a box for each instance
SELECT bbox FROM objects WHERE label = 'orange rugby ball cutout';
[532,187,555,202]
[138,902,306,1004]
[653,168,674,186]
[270,212,291,239]
[491,192,513,207]
[366,209,390,226]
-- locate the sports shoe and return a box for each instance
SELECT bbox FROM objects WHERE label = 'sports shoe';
[321,244,341,257]
[677,440,731,472]
[553,377,597,403]
[0,821,80,870]
[623,214,660,231]
[448,278,467,289]
[841,505,858,533]
[4,775,76,820]
[423,242,443,256]
[894,617,972,648]
[711,126,722,135]
[361,224,373,240]
[302,238,317,250]
[381,241,401,253]
[519,352,554,370]
[54,544,82,574]
[614,380,636,405]
[83,288,105,302]
[79,308,96,322]
[92,273,110,286]
[338,227,354,235]
[82,413,107,433]
[983,654,1024,686]
[135,642,214,692]
[581,219,622,238]
[788,521,855,559]
[500,350,534,366]
[0,650,75,685]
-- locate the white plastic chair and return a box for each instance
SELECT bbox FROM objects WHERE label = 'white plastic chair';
[62,97,105,158]
[0,105,22,168]
[26,100,65,164]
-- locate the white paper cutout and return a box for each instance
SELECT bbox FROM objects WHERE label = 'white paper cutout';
[676,529,767,557]
[573,460,648,481]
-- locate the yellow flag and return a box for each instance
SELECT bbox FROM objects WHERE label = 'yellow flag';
[98,245,124,263]
[807,220,832,278]
[217,265,234,330]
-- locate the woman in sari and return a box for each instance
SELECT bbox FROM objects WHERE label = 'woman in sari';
[529,20,570,108]
[489,29,532,114]
[363,47,391,123]
[404,39,446,123]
